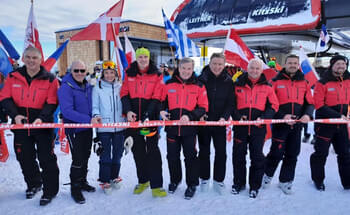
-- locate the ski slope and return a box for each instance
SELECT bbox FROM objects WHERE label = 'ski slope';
[0,126,349,215]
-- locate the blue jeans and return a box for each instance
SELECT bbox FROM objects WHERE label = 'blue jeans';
[98,131,124,183]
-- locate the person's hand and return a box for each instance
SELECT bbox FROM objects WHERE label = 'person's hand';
[200,114,208,121]
[127,111,137,122]
[218,117,225,122]
[180,115,190,123]
[15,115,27,124]
[240,115,247,121]
[160,111,170,121]
[255,117,263,126]
[32,118,42,124]
[341,115,349,121]
[284,114,297,125]
[91,116,102,124]
[299,115,311,124]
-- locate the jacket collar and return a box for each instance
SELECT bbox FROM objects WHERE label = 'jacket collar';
[235,72,269,87]
[273,68,305,81]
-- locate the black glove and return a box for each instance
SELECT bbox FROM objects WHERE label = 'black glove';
[141,112,150,123]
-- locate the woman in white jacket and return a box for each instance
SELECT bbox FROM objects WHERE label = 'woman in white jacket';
[91,61,125,194]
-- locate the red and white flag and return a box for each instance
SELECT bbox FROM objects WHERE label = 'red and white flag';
[71,0,125,41]
[223,28,277,81]
[124,32,136,67]
[24,2,44,61]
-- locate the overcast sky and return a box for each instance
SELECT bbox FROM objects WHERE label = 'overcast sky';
[0,0,183,58]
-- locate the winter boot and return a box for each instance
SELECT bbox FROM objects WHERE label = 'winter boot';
[314,182,325,191]
[302,133,311,143]
[81,180,96,192]
[262,174,272,188]
[133,181,150,194]
[231,184,245,195]
[200,179,209,192]
[111,177,122,190]
[278,182,293,195]
[26,185,42,199]
[184,186,196,200]
[152,188,167,197]
[168,182,179,194]
[100,183,113,195]
[213,180,225,195]
[39,194,56,206]
[71,183,85,204]
[249,189,259,198]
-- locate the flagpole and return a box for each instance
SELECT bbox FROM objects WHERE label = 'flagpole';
[110,18,122,80]
[170,46,177,69]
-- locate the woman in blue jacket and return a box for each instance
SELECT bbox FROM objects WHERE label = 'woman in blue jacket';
[91,61,125,194]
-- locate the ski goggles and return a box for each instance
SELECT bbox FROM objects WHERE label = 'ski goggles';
[102,61,116,70]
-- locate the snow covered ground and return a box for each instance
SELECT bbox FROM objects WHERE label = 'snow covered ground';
[1,125,349,215]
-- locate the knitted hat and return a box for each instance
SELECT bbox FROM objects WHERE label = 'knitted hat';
[267,61,276,68]
[136,47,150,58]
[330,55,348,69]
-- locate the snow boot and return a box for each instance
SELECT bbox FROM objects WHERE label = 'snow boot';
[81,180,96,192]
[314,182,325,191]
[39,194,55,206]
[26,185,42,199]
[168,182,179,194]
[231,184,245,195]
[111,177,122,190]
[278,182,293,195]
[200,179,209,192]
[213,180,225,195]
[133,181,150,194]
[152,188,167,197]
[249,189,259,198]
[184,186,196,200]
[100,183,113,195]
[71,183,85,204]
[262,174,272,188]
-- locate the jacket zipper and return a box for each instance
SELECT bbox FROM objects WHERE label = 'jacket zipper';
[248,86,252,135]
[178,84,185,136]
[112,84,116,132]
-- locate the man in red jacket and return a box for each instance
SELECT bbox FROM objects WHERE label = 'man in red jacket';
[120,47,167,197]
[310,55,350,191]
[160,57,208,199]
[231,58,279,198]
[0,46,59,206]
[263,54,314,194]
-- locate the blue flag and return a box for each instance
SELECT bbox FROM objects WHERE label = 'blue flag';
[0,29,20,60]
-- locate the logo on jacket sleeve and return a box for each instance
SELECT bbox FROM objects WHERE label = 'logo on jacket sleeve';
[12,84,22,88]
[277,85,285,88]
[327,88,335,92]
[168,89,176,93]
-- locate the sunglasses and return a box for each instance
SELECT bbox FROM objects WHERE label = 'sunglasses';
[102,61,116,70]
[73,69,86,73]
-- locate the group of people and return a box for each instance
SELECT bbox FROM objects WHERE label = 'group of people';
[1,45,350,206]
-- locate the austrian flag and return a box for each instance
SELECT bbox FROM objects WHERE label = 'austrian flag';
[71,0,125,41]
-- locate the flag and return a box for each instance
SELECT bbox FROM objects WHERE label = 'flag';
[315,24,330,53]
[224,28,277,81]
[59,128,69,154]
[0,30,20,60]
[0,130,9,162]
[42,39,69,71]
[24,2,44,61]
[0,45,13,84]
[115,36,128,80]
[71,0,124,41]
[124,32,136,67]
[299,46,319,87]
[162,9,200,59]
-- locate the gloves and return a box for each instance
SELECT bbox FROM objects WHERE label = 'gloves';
[93,137,103,156]
[124,136,134,155]
[141,112,150,123]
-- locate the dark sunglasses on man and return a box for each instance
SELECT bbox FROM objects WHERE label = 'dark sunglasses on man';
[73,69,86,73]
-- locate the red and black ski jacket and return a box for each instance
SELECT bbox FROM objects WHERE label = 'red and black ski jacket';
[161,71,208,136]
[272,69,314,120]
[233,72,278,131]
[0,66,59,124]
[198,65,234,121]
[120,61,163,121]
[314,69,350,119]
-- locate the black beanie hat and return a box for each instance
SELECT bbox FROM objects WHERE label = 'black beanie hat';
[329,55,349,69]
